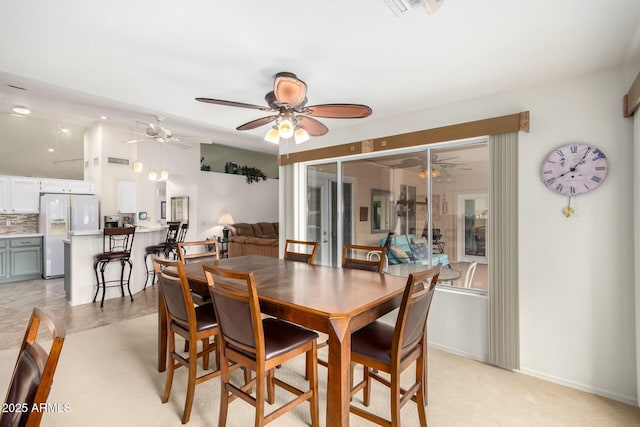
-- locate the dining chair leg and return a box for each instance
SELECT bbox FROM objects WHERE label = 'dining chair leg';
[182,342,197,424]
[266,369,275,405]
[125,259,134,301]
[202,338,210,370]
[363,367,371,406]
[99,262,108,308]
[162,329,176,404]
[254,369,265,427]
[390,372,401,427]
[307,343,320,427]
[218,355,230,427]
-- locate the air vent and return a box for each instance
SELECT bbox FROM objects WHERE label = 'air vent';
[107,157,130,166]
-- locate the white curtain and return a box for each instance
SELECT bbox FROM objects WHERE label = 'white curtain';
[488,132,519,370]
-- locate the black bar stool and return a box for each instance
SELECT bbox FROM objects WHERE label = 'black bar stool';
[144,222,180,288]
[93,227,136,308]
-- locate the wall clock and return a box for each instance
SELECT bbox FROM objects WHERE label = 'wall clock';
[540,143,608,196]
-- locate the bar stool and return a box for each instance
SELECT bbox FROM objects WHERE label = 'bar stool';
[144,222,180,288]
[93,227,136,308]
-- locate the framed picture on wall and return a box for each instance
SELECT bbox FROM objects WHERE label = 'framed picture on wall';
[170,197,189,224]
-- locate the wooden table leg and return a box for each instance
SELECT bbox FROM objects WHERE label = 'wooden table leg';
[157,291,167,372]
[326,316,350,427]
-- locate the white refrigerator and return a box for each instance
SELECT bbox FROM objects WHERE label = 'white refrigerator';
[40,194,99,278]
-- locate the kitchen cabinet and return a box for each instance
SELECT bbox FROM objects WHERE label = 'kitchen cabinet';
[0,176,40,213]
[40,178,95,194]
[0,236,42,283]
[117,181,137,213]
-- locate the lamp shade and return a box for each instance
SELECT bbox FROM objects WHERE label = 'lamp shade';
[218,213,234,225]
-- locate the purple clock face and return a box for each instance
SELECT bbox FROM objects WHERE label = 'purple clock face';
[540,144,608,196]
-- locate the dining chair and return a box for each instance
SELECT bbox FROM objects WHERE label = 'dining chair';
[203,264,320,427]
[152,257,220,424]
[463,261,478,289]
[311,244,388,373]
[144,221,181,288]
[349,264,441,427]
[342,244,387,272]
[284,239,318,264]
[177,240,220,305]
[1,308,65,427]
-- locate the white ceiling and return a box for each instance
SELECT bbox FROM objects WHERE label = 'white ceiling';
[0,0,638,156]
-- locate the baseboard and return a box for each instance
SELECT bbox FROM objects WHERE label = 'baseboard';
[427,341,488,364]
[518,367,638,407]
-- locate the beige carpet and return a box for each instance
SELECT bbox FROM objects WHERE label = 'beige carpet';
[1,314,638,426]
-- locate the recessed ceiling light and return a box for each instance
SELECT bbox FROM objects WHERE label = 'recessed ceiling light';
[12,106,31,115]
[100,115,108,120]
[48,148,55,152]
[59,127,69,134]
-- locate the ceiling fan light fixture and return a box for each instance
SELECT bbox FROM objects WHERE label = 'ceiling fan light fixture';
[431,169,441,178]
[148,170,158,181]
[132,161,143,173]
[264,127,280,144]
[294,127,310,144]
[278,119,294,139]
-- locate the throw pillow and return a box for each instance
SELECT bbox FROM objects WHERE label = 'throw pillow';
[389,245,409,263]
[410,242,428,260]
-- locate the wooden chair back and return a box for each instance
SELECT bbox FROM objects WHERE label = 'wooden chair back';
[177,240,220,264]
[152,257,196,333]
[1,308,65,427]
[393,264,441,361]
[284,239,318,264]
[342,244,387,273]
[203,266,263,360]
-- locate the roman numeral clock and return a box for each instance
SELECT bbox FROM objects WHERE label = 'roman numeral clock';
[540,143,609,217]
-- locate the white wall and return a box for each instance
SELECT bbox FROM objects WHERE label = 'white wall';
[86,125,279,243]
[283,65,639,405]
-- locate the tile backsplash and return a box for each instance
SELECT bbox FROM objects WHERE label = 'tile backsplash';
[0,214,39,234]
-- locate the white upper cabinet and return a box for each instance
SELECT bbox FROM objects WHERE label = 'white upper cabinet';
[0,177,40,214]
[117,181,137,213]
[40,179,95,194]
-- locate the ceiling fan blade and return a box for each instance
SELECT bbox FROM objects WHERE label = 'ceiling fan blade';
[297,116,328,136]
[305,104,372,118]
[236,115,278,131]
[167,138,193,150]
[123,138,148,144]
[196,97,272,111]
[274,72,307,107]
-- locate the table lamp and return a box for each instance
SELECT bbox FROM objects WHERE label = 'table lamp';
[218,213,234,240]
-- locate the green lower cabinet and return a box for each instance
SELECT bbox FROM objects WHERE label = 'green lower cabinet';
[0,237,42,283]
[0,250,7,280]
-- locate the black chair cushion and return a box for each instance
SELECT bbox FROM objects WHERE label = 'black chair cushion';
[172,304,217,332]
[351,321,395,364]
[145,244,166,253]
[227,318,318,361]
[262,319,318,360]
[2,350,41,426]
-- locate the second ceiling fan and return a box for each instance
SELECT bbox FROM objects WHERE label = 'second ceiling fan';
[196,72,372,144]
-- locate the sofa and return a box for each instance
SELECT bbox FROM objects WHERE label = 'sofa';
[227,222,279,258]
[379,234,449,266]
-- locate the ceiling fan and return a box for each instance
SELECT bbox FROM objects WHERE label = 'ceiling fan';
[196,71,372,144]
[123,116,208,149]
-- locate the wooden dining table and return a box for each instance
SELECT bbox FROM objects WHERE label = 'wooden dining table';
[156,255,409,427]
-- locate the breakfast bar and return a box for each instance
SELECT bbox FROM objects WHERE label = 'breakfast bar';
[65,226,166,306]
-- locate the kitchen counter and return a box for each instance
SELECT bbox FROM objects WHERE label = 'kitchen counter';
[69,226,166,236]
[0,233,43,239]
